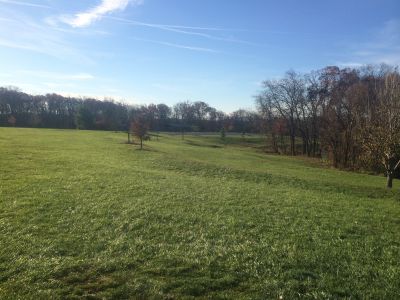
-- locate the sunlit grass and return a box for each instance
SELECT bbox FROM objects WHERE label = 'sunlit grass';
[0,128,399,299]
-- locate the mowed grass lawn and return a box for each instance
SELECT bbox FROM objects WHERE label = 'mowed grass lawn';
[0,128,399,299]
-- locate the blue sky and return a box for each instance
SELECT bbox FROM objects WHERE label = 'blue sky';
[0,0,399,112]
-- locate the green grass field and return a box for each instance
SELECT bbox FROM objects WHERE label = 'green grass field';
[1,128,399,299]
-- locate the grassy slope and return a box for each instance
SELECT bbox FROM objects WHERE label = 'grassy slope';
[0,128,399,299]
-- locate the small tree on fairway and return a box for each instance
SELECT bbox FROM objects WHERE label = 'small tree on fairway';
[130,118,148,150]
[362,71,400,188]
[220,126,226,142]
[127,126,131,144]
[7,115,16,127]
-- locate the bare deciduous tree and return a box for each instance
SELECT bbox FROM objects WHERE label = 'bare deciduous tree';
[130,117,149,150]
[259,70,305,155]
[362,71,400,188]
[256,65,400,188]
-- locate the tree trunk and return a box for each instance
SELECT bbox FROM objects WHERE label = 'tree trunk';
[279,134,285,154]
[387,172,393,189]
[302,136,307,155]
[291,135,296,156]
[332,148,338,168]
[312,137,317,157]
[140,138,143,150]
[271,133,278,153]
[386,159,400,189]
[128,131,131,144]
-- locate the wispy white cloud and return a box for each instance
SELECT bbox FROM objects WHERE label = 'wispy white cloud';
[109,16,260,46]
[370,19,400,49]
[43,82,77,89]
[338,19,400,67]
[61,0,142,28]
[163,43,219,53]
[48,3,257,46]
[131,37,220,53]
[0,10,96,63]
[336,61,364,68]
[18,70,94,80]
[0,0,50,9]
[108,17,236,32]
[0,16,14,22]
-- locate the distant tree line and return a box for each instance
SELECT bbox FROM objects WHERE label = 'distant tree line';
[0,87,260,133]
[256,64,400,188]
[0,89,129,131]
[1,63,399,186]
